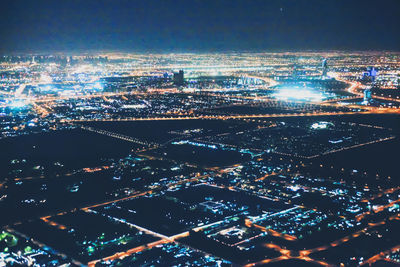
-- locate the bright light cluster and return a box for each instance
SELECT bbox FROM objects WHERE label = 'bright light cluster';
[7,99,29,108]
[311,121,333,130]
[272,87,325,102]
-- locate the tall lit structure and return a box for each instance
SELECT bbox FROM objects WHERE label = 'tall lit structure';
[366,67,377,82]
[321,58,328,78]
[292,64,298,80]
[173,70,184,86]
[363,88,372,103]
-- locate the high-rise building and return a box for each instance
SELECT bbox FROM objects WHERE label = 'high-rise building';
[362,67,378,83]
[292,64,298,79]
[321,58,328,78]
[367,67,377,81]
[173,70,184,86]
[363,88,372,103]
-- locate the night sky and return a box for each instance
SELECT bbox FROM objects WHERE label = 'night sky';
[1,0,399,53]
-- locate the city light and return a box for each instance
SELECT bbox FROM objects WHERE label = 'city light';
[0,46,399,267]
[0,0,399,266]
[272,87,326,102]
[7,99,29,108]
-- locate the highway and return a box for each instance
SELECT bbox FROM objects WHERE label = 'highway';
[245,213,400,267]
[25,158,400,267]
[64,109,400,123]
[360,244,400,266]
[79,125,159,147]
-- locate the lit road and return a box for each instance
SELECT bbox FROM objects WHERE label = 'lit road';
[31,164,240,266]
[87,239,169,267]
[360,244,400,266]
[65,109,400,123]
[253,223,297,241]
[27,160,400,267]
[372,94,400,103]
[79,125,159,147]
[245,214,400,267]
[333,74,400,104]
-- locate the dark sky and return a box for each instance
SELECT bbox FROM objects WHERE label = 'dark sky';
[0,0,399,53]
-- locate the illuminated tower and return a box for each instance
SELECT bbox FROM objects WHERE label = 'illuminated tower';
[321,58,328,78]
[368,67,377,82]
[363,88,372,103]
[292,64,298,80]
[173,70,184,86]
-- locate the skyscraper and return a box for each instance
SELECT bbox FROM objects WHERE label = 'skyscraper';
[367,67,377,82]
[321,58,328,78]
[363,88,372,103]
[173,70,184,86]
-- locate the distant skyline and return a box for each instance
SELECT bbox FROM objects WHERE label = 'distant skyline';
[1,0,399,53]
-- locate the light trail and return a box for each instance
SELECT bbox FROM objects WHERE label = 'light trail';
[361,186,400,203]
[356,196,400,222]
[245,214,400,267]
[301,214,400,256]
[360,244,400,266]
[322,96,361,103]
[372,95,400,103]
[253,224,297,241]
[65,109,400,123]
[87,239,169,267]
[79,125,159,147]
[254,171,280,181]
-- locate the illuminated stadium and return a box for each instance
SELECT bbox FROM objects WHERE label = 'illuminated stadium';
[271,84,334,102]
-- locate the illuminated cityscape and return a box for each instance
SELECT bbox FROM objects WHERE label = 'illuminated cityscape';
[1,0,400,266]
